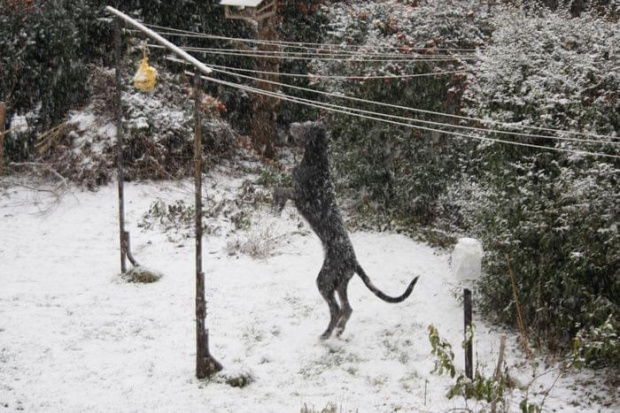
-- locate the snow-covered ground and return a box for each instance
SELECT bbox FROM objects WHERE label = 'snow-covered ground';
[0,172,616,412]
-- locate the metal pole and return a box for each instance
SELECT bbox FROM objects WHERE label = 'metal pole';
[194,72,222,378]
[115,18,127,273]
[0,102,5,176]
[464,288,473,380]
[195,70,203,290]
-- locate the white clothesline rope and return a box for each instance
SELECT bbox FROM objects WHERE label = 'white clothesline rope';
[184,70,620,160]
[142,23,480,53]
[146,43,472,63]
[205,64,618,146]
[129,29,475,59]
[204,61,467,80]
[180,46,474,61]
[164,55,616,144]
[173,45,475,60]
[133,25,614,140]
[118,22,616,152]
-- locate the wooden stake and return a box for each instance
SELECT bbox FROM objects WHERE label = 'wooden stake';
[0,102,5,176]
[506,254,532,358]
[491,334,507,413]
[114,18,127,273]
[194,71,223,379]
[464,288,473,380]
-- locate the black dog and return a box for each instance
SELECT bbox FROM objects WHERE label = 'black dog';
[274,121,419,339]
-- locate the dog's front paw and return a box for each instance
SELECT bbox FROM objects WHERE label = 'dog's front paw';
[272,187,291,216]
[271,204,283,216]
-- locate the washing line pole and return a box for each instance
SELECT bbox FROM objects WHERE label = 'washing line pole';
[193,71,223,378]
[114,17,127,273]
[105,6,222,379]
[105,6,213,77]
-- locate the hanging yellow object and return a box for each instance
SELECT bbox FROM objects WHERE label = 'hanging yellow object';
[133,57,157,92]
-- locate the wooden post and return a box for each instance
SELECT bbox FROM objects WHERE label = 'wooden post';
[464,288,473,380]
[490,334,507,413]
[114,18,127,273]
[506,254,532,358]
[250,12,279,158]
[194,72,223,379]
[0,102,5,176]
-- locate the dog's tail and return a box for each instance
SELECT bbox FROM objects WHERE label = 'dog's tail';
[356,264,419,303]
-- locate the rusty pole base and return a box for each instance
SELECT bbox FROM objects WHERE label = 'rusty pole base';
[196,329,223,379]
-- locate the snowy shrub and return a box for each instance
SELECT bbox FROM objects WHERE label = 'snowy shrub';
[318,0,489,229]
[461,8,620,362]
[428,325,506,405]
[213,367,255,388]
[428,325,456,378]
[230,221,281,259]
[574,314,620,369]
[140,199,195,234]
[121,265,163,283]
[41,67,237,187]
[0,1,95,159]
[0,0,251,165]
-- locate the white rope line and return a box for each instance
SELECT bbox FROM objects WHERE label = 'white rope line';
[166,56,617,146]
[132,28,610,140]
[210,66,619,147]
[142,23,480,53]
[176,45,476,60]
[186,71,620,160]
[147,43,472,63]
[131,29,474,59]
[205,62,467,80]
[217,61,613,140]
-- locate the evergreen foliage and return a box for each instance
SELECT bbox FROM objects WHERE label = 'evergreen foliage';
[320,1,487,228]
[0,0,251,160]
[461,7,619,361]
[0,0,96,159]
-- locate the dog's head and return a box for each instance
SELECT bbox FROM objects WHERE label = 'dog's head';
[289,121,327,163]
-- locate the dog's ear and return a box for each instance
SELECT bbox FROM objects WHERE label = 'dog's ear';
[288,122,304,146]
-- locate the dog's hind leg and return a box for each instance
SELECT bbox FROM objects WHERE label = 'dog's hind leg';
[272,187,295,215]
[317,265,340,340]
[334,278,353,337]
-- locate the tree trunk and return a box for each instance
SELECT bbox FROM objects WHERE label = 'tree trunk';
[251,15,280,159]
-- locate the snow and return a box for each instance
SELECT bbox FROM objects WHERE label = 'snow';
[0,173,616,412]
[67,110,116,156]
[451,237,483,286]
[7,116,29,134]
[220,0,264,8]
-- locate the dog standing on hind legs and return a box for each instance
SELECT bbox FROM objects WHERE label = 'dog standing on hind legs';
[273,121,420,340]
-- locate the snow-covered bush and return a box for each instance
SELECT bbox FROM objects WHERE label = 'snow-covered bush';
[461,8,619,362]
[0,0,251,166]
[0,1,96,159]
[42,67,237,187]
[318,0,489,229]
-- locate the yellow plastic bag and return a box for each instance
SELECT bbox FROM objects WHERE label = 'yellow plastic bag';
[133,57,157,93]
